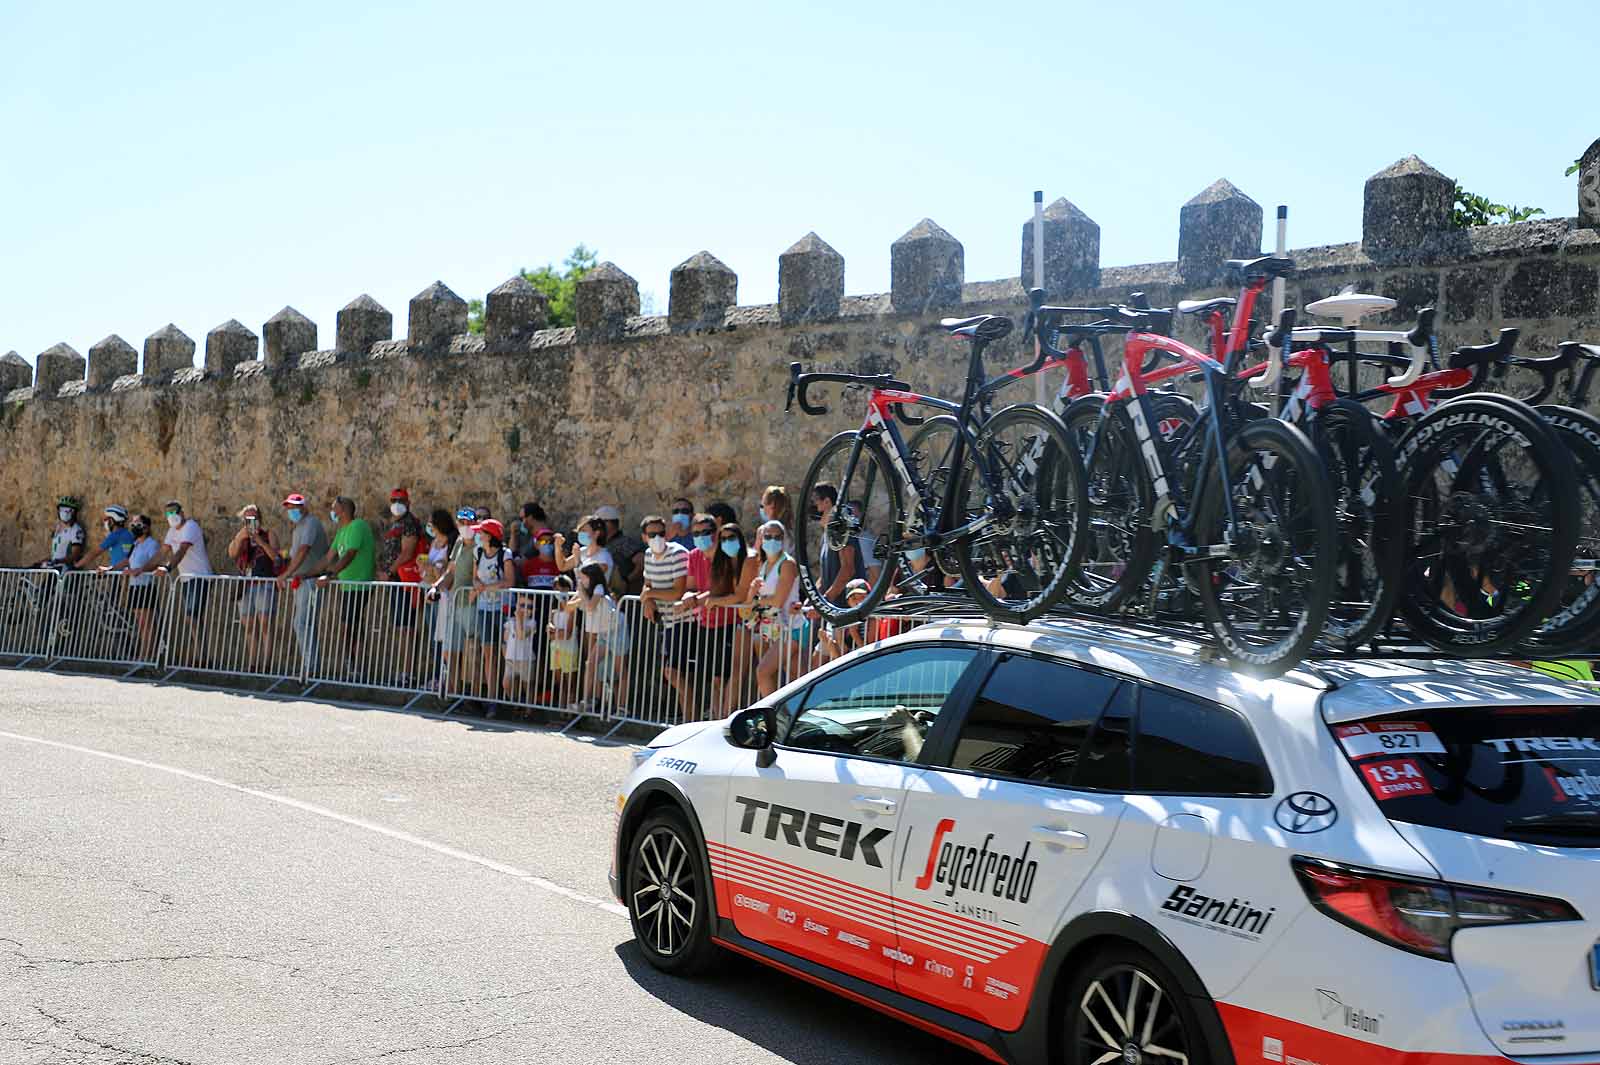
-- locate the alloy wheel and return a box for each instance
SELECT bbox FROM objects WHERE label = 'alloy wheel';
[630,826,698,958]
[1075,964,1191,1065]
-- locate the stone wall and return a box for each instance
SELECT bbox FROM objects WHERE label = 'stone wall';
[4,148,1600,569]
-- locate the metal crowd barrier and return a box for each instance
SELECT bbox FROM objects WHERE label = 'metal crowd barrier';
[54,569,168,674]
[0,567,62,666]
[0,566,945,733]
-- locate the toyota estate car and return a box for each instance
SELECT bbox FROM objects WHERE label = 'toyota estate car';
[611,617,1600,1065]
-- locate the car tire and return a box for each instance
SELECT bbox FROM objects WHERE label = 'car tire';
[1062,945,1215,1065]
[625,808,719,976]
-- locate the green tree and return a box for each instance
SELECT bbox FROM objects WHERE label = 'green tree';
[1451,185,1544,228]
[467,244,599,333]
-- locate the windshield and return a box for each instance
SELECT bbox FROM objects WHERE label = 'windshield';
[1334,706,1600,848]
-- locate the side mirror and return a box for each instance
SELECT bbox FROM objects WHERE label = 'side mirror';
[727,706,776,751]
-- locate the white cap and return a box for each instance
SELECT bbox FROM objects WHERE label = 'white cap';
[596,504,621,522]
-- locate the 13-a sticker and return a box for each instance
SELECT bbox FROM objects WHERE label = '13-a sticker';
[1360,757,1434,801]
[1335,721,1445,760]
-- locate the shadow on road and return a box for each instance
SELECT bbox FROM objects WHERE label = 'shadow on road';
[613,940,985,1065]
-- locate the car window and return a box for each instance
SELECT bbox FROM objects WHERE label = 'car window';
[785,645,979,762]
[949,655,1121,786]
[1073,680,1134,790]
[1133,686,1272,795]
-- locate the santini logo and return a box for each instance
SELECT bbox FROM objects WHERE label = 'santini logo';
[1160,884,1275,939]
[911,819,1038,903]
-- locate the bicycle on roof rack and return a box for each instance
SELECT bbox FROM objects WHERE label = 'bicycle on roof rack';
[1031,255,1338,676]
[785,310,1089,626]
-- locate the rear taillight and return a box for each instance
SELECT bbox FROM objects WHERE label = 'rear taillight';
[1291,857,1579,960]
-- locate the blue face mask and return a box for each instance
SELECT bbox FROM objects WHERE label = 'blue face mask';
[694,534,714,553]
[577,531,592,548]
[719,539,742,558]
[762,538,783,557]
[539,543,554,559]
[287,509,303,523]
[904,547,926,562]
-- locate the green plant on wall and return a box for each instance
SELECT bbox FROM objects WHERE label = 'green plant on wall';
[1451,185,1545,228]
[468,244,598,333]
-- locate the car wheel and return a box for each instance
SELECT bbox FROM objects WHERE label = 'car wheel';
[625,808,719,975]
[1064,946,1213,1065]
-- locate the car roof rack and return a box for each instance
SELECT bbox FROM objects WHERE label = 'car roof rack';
[873,593,1598,692]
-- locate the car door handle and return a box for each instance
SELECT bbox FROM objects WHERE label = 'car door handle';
[852,795,898,814]
[1031,825,1089,850]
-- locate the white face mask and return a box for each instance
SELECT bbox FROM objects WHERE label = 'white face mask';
[329,509,339,523]
[390,502,407,517]
[648,534,665,553]
[166,513,181,529]
[58,508,74,523]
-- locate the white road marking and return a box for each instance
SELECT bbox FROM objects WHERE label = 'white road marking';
[0,728,628,919]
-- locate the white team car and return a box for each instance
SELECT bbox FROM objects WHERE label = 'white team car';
[611,617,1600,1065]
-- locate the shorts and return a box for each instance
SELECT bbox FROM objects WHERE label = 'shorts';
[448,604,473,650]
[700,623,735,679]
[237,583,275,618]
[337,587,371,629]
[476,608,505,645]
[129,583,157,611]
[596,635,627,675]
[389,585,417,627]
[550,642,578,674]
[503,658,532,681]
[660,625,694,671]
[180,579,210,620]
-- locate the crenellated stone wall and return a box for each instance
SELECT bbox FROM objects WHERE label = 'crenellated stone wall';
[4,147,1600,568]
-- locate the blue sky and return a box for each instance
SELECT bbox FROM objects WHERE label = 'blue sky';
[1,0,1591,366]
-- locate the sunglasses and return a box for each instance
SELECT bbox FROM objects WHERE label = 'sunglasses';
[718,534,739,542]
[761,534,783,543]
[644,528,666,538]
[671,508,693,516]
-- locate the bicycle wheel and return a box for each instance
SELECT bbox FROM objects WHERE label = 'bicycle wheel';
[952,403,1088,623]
[905,414,964,588]
[1394,396,1579,654]
[1315,399,1404,650]
[1192,418,1337,675]
[1518,404,1600,655]
[794,430,904,624]
[1059,395,1156,613]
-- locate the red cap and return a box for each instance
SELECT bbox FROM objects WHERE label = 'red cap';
[389,487,410,502]
[281,493,307,508]
[473,518,505,541]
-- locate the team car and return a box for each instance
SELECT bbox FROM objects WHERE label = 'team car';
[611,616,1600,1065]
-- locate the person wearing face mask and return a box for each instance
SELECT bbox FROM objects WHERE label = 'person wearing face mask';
[227,504,280,670]
[311,496,376,680]
[76,505,134,572]
[574,561,629,714]
[414,508,458,689]
[668,498,696,550]
[377,487,424,686]
[758,486,796,555]
[109,514,162,662]
[425,506,480,695]
[751,519,804,698]
[37,495,86,570]
[554,515,614,581]
[276,492,329,676]
[697,518,758,715]
[467,518,514,709]
[510,501,549,562]
[522,528,559,589]
[639,514,694,720]
[155,499,214,654]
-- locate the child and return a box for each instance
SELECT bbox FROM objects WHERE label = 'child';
[548,574,581,709]
[502,594,538,706]
[576,562,630,714]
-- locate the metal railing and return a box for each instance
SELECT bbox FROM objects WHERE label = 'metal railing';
[0,566,950,732]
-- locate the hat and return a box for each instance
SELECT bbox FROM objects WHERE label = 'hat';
[389,487,410,502]
[281,493,307,508]
[844,578,871,597]
[104,505,128,522]
[473,518,505,541]
[596,504,621,522]
[534,526,555,541]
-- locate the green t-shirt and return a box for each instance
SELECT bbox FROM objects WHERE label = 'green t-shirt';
[332,519,376,583]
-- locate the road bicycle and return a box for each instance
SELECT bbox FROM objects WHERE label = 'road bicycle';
[786,312,1089,625]
[1038,256,1339,675]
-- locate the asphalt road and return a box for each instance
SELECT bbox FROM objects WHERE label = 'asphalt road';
[0,670,979,1065]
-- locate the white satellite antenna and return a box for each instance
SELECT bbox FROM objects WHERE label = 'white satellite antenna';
[1306,284,1396,326]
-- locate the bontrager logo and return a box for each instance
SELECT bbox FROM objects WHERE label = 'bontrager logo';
[910,819,1038,903]
[733,795,892,868]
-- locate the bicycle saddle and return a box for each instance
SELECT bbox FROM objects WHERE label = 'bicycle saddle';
[939,314,1013,341]
[1176,297,1236,316]
[1224,256,1295,280]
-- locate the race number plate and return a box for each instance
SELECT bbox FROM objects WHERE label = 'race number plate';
[1335,721,1445,760]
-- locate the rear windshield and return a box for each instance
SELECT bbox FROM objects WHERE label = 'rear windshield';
[1334,706,1600,848]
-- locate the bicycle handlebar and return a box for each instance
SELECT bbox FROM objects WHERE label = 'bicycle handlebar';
[1255,309,1297,392]
[786,361,922,423]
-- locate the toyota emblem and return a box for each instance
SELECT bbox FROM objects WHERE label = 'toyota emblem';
[1275,791,1339,834]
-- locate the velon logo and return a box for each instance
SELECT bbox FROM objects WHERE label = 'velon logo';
[733,796,892,868]
[911,818,1038,903]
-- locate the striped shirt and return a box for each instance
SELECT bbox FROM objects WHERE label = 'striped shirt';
[643,542,691,627]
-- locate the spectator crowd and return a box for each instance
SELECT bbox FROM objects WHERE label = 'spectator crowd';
[14,485,913,723]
